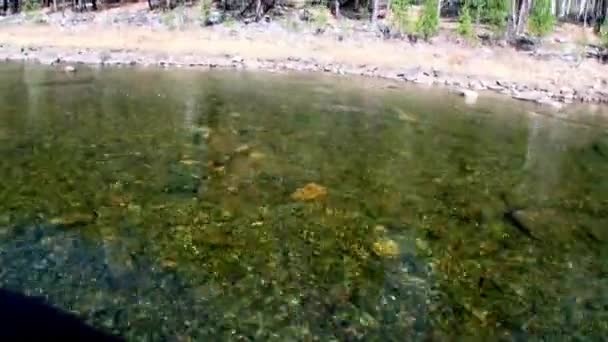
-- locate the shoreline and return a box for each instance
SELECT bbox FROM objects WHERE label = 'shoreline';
[3,43,607,109]
[1,5,607,108]
[0,43,608,109]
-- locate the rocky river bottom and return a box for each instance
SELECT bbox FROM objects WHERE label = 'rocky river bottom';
[0,63,607,340]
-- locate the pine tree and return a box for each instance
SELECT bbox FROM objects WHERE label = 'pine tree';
[417,0,440,40]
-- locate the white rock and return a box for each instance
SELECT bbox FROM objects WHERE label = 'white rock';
[457,88,479,101]
[535,98,563,109]
[64,65,76,73]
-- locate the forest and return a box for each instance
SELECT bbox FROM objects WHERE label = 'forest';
[1,0,607,43]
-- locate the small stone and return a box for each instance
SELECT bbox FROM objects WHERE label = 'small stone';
[161,259,177,269]
[235,144,251,154]
[250,151,266,160]
[415,238,430,254]
[469,81,485,90]
[291,183,327,201]
[374,225,387,233]
[414,75,434,85]
[50,212,96,227]
[486,84,504,91]
[64,65,76,73]
[512,91,542,102]
[456,88,478,104]
[179,159,199,166]
[221,210,233,220]
[535,98,563,109]
[372,239,400,257]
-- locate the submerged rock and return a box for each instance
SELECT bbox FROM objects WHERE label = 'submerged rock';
[250,151,266,160]
[49,212,96,227]
[179,159,200,166]
[234,144,251,154]
[396,109,418,122]
[291,183,327,201]
[372,239,400,257]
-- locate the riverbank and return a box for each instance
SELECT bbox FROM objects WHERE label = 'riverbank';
[1,3,608,108]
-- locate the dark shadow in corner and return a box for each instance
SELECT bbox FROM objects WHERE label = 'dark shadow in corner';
[0,288,123,341]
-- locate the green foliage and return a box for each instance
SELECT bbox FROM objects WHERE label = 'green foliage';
[162,10,177,29]
[485,0,508,34]
[223,15,237,28]
[465,0,507,34]
[469,0,484,23]
[22,0,41,12]
[199,0,212,23]
[528,0,555,36]
[416,0,439,40]
[601,21,608,47]
[457,5,474,40]
[312,6,329,28]
[390,0,415,33]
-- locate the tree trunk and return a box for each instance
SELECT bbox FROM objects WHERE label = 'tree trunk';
[583,0,589,26]
[551,0,557,14]
[559,0,567,16]
[371,0,378,22]
[255,0,262,21]
[437,0,442,17]
[517,0,530,34]
[354,0,359,12]
[579,0,587,18]
[511,0,518,34]
[335,0,340,19]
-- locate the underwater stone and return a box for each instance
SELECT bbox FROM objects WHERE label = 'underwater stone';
[372,239,400,258]
[291,183,327,201]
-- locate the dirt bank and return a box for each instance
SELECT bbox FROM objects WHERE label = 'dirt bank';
[1,3,607,108]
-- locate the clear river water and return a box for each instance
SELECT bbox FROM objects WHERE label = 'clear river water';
[0,62,607,341]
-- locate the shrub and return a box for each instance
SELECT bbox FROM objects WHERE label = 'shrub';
[312,6,329,29]
[457,5,474,40]
[416,0,439,40]
[391,0,414,34]
[601,21,608,48]
[22,0,40,12]
[199,0,212,23]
